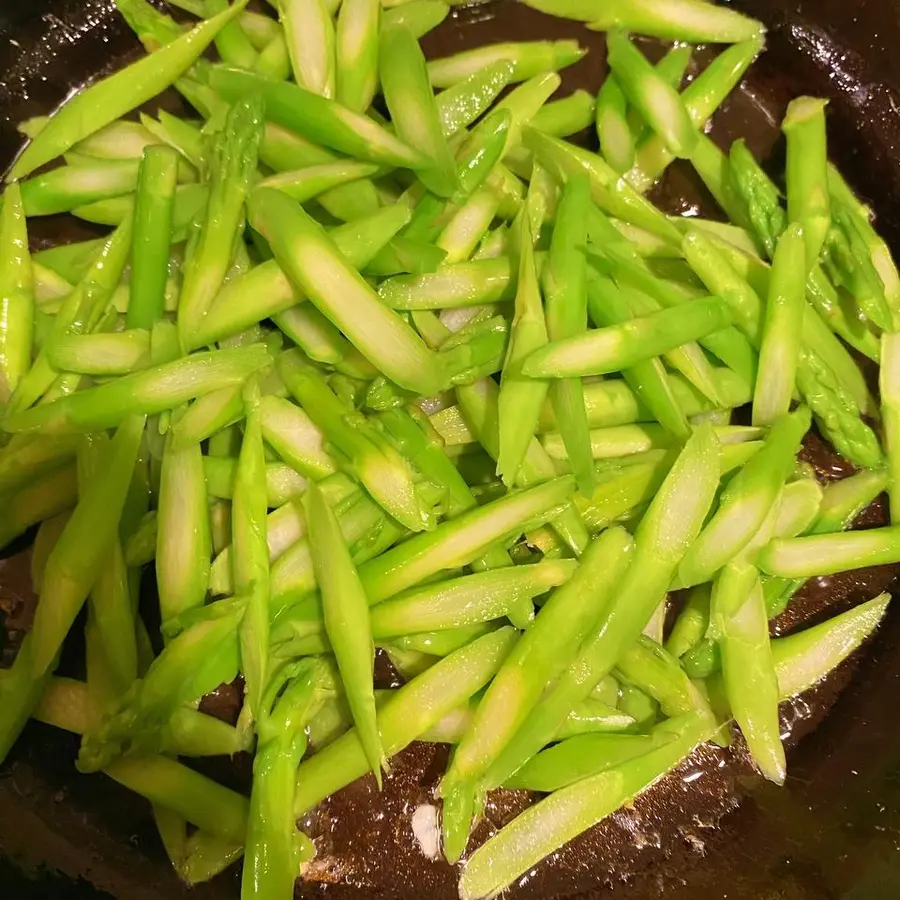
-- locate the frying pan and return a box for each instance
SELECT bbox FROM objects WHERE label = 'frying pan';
[2,1,900,897]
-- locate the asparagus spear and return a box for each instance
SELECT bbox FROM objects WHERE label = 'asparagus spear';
[0,183,34,401]
[335,0,380,110]
[29,416,146,677]
[595,74,635,174]
[442,527,634,793]
[522,296,733,378]
[758,527,900,578]
[250,188,446,395]
[426,40,585,88]
[783,97,831,268]
[293,628,517,814]
[483,423,720,790]
[279,0,336,98]
[538,173,594,496]
[305,482,385,784]
[752,224,807,426]
[534,89,595,138]
[713,562,785,783]
[177,96,263,346]
[497,213,550,487]
[3,345,270,437]
[0,463,78,551]
[606,30,696,159]
[533,0,765,43]
[8,3,247,180]
[381,22,457,197]
[208,65,428,170]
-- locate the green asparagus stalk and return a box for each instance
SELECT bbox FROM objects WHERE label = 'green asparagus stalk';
[595,74,635,174]
[522,296,733,378]
[48,330,152,376]
[606,30,696,159]
[882,333,900,524]
[278,351,431,531]
[498,213,550,487]
[713,562,784,783]
[546,0,766,43]
[3,345,270,437]
[251,191,447,395]
[460,711,715,900]
[208,65,428,170]
[30,416,145,677]
[541,173,595,495]
[258,393,338,480]
[533,89,595,138]
[0,462,78,551]
[381,22,458,197]
[752,224,806,426]
[427,40,585,88]
[783,97,830,268]
[335,0,380,111]
[156,435,211,626]
[378,257,515,310]
[759,526,900,578]
[8,3,247,180]
[305,482,385,783]
[293,628,517,814]
[177,96,264,346]
[279,0,336,98]
[0,184,34,402]
[443,527,634,792]
[628,38,762,193]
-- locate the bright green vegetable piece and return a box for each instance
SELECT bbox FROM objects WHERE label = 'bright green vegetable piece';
[783,97,831,268]
[758,526,900,578]
[595,74,635,175]
[0,183,34,402]
[30,416,145,677]
[280,0,336,98]
[0,462,78,552]
[3,345,270,437]
[156,435,210,627]
[460,711,715,900]
[209,65,428,170]
[434,60,516,137]
[882,333,900,524]
[8,3,247,180]
[335,0,380,110]
[712,562,784,783]
[606,30,696,159]
[678,406,811,588]
[305,482,385,784]
[177,95,264,347]
[542,172,595,495]
[48,330,152,376]
[378,257,514,310]
[522,296,733,379]
[358,475,576,603]
[381,22,458,197]
[498,213,550,488]
[665,584,710,660]
[293,627,517,814]
[443,527,634,792]
[427,40,586,89]
[752,223,807,426]
[249,188,445,396]
[482,423,720,790]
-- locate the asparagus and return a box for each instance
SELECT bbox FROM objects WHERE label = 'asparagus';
[426,40,586,88]
[3,345,270,437]
[483,424,721,790]
[595,74,635,174]
[442,527,634,793]
[8,3,246,181]
[208,65,428,170]
[177,96,263,346]
[783,97,831,268]
[522,297,733,378]
[759,527,900,578]
[606,30,696,160]
[381,22,457,197]
[293,628,517,814]
[0,184,34,402]
[434,60,516,137]
[305,482,385,783]
[258,393,338,480]
[752,224,806,426]
[249,188,445,395]
[530,0,766,44]
[713,562,784,784]
[460,711,715,900]
[533,89,595,138]
[279,0,336,98]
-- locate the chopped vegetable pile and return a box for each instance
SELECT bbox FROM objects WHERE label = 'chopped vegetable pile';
[1,0,898,897]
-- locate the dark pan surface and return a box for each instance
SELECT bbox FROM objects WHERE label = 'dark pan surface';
[3,1,900,898]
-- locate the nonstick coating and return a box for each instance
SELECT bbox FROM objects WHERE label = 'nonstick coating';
[2,1,900,898]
